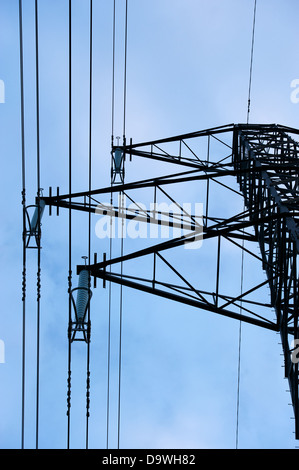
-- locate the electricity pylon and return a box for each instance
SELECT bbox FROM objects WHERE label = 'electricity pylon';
[38,122,299,439]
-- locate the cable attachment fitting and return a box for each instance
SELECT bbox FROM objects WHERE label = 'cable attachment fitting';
[24,190,46,248]
[111,135,125,184]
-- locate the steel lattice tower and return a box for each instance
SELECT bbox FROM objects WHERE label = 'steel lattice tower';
[19,0,299,448]
[39,122,299,440]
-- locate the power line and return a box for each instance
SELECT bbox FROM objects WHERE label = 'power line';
[111,0,116,145]
[123,0,128,141]
[117,194,124,449]
[19,0,26,450]
[236,226,245,449]
[67,0,72,449]
[236,0,258,448]
[118,0,128,448]
[34,0,41,450]
[106,0,116,450]
[106,0,128,449]
[106,206,113,449]
[86,0,93,449]
[247,0,257,124]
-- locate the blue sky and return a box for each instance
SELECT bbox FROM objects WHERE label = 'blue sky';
[1,0,299,450]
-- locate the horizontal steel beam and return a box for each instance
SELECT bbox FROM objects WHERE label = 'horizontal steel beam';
[93,270,278,332]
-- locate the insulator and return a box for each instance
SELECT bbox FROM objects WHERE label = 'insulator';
[30,199,46,235]
[75,270,90,323]
[114,148,123,173]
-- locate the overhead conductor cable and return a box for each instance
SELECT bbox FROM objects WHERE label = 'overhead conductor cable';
[19,0,26,450]
[67,0,72,449]
[236,0,257,449]
[117,0,128,450]
[34,0,42,450]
